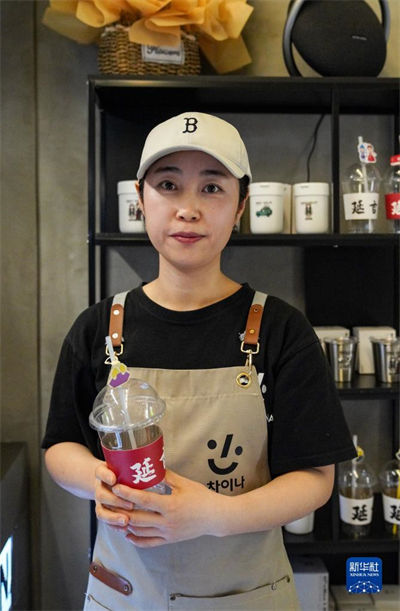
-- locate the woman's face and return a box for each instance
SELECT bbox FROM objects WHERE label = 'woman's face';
[138,150,245,274]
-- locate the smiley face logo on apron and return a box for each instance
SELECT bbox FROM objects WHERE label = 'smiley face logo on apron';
[206,434,246,495]
[207,434,243,475]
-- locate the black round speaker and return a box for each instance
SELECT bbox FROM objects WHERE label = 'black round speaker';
[283,0,390,76]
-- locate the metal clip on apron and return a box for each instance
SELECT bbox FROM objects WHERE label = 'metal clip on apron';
[236,296,264,389]
[85,291,299,611]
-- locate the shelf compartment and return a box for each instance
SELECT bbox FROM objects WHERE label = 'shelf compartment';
[285,535,399,556]
[285,492,400,555]
[89,75,399,243]
[284,494,399,583]
[90,76,400,117]
[304,243,399,331]
[336,375,399,399]
[93,232,399,248]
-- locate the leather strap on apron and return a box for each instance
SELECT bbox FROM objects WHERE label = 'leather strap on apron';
[109,289,267,358]
[237,291,267,387]
[108,291,128,349]
[243,290,266,348]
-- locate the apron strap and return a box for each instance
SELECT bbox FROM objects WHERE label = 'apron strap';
[108,291,128,349]
[243,291,268,348]
[108,289,267,351]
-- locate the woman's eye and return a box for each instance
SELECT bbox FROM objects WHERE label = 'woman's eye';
[160,180,176,191]
[203,183,221,194]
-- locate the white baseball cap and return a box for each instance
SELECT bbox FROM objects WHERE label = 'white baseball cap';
[137,111,252,181]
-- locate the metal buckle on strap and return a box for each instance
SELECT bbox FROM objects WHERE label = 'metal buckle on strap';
[240,340,260,356]
[105,342,124,361]
[236,341,260,388]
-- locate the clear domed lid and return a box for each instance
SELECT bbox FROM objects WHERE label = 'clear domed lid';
[344,162,381,187]
[89,377,166,433]
[338,439,377,491]
[339,460,377,489]
[379,451,400,490]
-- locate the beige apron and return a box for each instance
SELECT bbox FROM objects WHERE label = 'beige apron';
[84,292,299,611]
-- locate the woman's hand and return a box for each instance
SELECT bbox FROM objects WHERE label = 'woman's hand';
[111,469,225,547]
[94,462,134,528]
[46,443,334,541]
[95,464,335,546]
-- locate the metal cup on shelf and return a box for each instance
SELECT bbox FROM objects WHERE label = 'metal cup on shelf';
[370,337,400,383]
[325,337,358,383]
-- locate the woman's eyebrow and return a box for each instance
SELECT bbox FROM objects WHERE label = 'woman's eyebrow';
[199,169,229,177]
[152,166,228,177]
[153,165,182,174]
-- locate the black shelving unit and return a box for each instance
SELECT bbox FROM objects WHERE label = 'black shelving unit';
[94,232,398,247]
[88,76,399,260]
[88,75,400,583]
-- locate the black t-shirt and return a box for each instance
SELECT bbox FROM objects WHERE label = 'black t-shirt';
[42,283,356,476]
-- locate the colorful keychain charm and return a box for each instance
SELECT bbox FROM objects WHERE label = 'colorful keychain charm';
[105,335,130,387]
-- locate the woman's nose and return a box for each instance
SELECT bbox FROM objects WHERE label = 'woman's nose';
[176,202,200,222]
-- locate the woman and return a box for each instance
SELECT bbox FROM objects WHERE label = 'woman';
[43,111,356,609]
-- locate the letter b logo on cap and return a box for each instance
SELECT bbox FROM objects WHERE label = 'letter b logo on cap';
[182,117,198,134]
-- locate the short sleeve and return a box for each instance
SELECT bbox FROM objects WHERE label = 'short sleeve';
[41,336,99,456]
[267,310,356,476]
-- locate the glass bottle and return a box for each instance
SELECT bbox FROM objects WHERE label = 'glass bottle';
[338,438,376,537]
[379,450,400,536]
[342,138,381,233]
[384,154,400,233]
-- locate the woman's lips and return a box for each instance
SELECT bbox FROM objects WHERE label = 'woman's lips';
[170,232,204,243]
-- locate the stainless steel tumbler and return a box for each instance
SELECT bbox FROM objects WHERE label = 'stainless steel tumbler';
[370,337,400,383]
[325,337,358,382]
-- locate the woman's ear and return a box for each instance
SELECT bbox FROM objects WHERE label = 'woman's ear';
[235,194,248,224]
[135,181,145,216]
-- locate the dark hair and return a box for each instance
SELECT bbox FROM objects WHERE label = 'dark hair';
[138,178,144,201]
[138,175,249,206]
[239,175,250,205]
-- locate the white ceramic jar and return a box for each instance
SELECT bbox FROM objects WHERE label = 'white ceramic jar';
[117,180,145,233]
[282,183,292,234]
[249,182,285,234]
[293,182,330,233]
[284,512,315,535]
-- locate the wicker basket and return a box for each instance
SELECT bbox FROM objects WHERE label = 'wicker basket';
[98,24,201,75]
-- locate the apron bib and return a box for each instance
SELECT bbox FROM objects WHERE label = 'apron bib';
[84,293,299,611]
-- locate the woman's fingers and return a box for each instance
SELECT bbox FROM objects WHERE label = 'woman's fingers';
[126,524,163,538]
[112,484,165,511]
[93,464,135,526]
[125,532,166,548]
[95,479,134,509]
[95,502,129,527]
[95,463,116,486]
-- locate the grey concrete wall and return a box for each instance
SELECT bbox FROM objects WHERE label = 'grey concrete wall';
[1,0,39,604]
[35,1,98,607]
[1,0,97,608]
[1,0,399,609]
